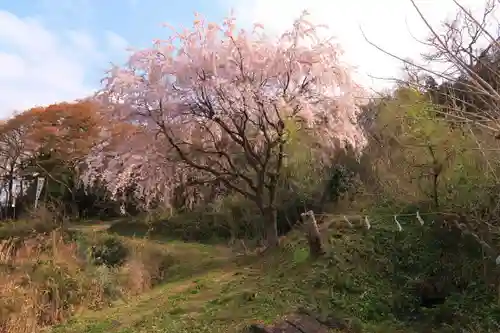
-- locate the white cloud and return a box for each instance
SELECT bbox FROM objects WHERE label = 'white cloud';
[224,0,499,91]
[67,29,97,54]
[0,10,128,119]
[105,30,129,52]
[0,11,57,57]
[0,52,26,79]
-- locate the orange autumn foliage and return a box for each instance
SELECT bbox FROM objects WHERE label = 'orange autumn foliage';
[0,100,104,173]
[23,101,102,164]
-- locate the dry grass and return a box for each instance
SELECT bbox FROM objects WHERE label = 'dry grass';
[0,227,179,333]
[0,230,82,333]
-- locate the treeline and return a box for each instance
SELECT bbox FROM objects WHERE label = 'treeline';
[1,1,499,258]
[0,101,141,220]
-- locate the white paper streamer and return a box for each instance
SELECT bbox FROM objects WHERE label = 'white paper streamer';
[343,215,353,228]
[394,215,403,232]
[416,211,425,226]
[364,216,371,230]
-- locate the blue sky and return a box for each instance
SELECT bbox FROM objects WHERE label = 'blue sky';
[0,0,489,118]
[0,0,232,118]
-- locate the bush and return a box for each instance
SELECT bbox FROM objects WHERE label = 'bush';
[153,210,234,242]
[140,160,361,243]
[0,218,58,240]
[89,236,129,267]
[0,230,94,332]
[106,218,151,237]
[117,241,177,295]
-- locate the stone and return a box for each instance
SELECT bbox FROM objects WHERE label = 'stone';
[245,310,342,333]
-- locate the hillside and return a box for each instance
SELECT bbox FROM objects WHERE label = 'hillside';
[2,2,500,333]
[50,213,500,333]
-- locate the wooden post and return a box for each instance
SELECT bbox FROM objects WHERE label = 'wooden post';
[301,210,326,258]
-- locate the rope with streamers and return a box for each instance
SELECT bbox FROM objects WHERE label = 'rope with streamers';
[309,210,499,265]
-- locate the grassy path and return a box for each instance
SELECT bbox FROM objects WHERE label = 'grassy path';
[52,220,407,333]
[52,241,296,333]
[55,221,300,332]
[52,217,498,333]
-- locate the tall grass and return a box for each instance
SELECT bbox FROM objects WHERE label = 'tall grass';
[0,228,175,333]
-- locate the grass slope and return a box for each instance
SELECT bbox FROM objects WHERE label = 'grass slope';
[53,215,500,333]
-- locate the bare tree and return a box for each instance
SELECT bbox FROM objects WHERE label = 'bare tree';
[362,0,500,264]
[363,0,500,134]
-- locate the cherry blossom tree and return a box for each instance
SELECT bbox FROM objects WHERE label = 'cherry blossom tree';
[90,11,366,247]
[83,123,183,210]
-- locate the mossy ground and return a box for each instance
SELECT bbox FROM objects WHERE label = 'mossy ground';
[52,214,500,333]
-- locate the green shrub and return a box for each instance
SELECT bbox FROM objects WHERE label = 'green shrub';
[0,219,58,240]
[89,236,129,267]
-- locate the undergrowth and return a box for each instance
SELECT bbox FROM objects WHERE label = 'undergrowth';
[0,223,230,333]
[51,211,500,333]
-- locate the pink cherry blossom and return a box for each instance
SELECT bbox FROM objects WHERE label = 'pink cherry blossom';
[85,11,366,246]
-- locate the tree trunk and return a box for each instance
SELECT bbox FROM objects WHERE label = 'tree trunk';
[7,168,14,219]
[302,210,326,258]
[432,172,439,209]
[264,207,279,248]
